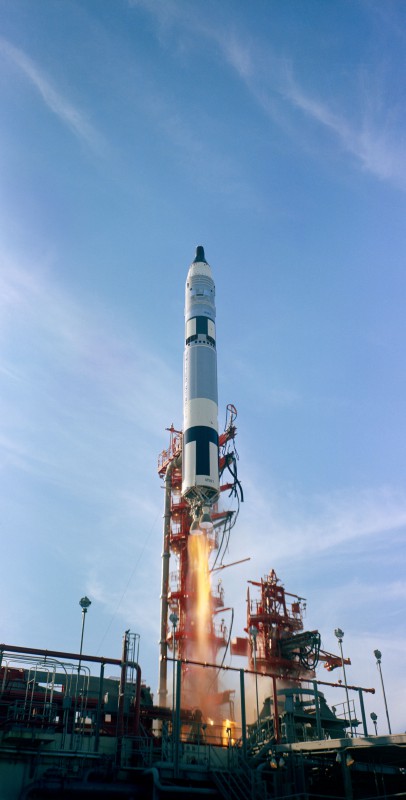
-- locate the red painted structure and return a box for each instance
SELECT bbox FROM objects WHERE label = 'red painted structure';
[231,569,350,680]
[157,407,242,711]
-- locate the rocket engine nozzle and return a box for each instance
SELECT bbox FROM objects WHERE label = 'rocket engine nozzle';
[189,505,214,536]
[199,506,214,531]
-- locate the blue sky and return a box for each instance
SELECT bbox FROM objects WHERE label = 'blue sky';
[1,0,405,733]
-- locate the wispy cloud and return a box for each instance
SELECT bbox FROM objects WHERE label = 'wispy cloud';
[219,29,406,188]
[282,70,406,187]
[221,32,406,188]
[231,477,406,566]
[0,247,175,661]
[0,247,175,669]
[125,2,261,204]
[219,478,406,726]
[0,37,104,153]
[130,0,406,189]
[0,250,178,494]
[219,32,254,81]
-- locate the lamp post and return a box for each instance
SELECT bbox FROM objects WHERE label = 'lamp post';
[370,712,378,735]
[374,650,391,734]
[169,611,179,751]
[78,596,91,675]
[71,596,91,745]
[249,625,260,727]
[334,628,354,736]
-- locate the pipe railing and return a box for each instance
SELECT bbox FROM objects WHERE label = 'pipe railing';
[0,642,142,746]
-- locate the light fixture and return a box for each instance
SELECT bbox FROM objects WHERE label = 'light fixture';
[169,612,179,628]
[346,753,355,767]
[269,756,278,769]
[79,596,91,612]
[370,712,378,735]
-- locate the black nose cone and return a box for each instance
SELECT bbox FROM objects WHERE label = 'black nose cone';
[193,245,207,263]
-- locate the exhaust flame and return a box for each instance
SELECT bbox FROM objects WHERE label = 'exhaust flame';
[183,531,218,719]
[222,718,236,746]
[181,529,235,739]
[187,532,211,661]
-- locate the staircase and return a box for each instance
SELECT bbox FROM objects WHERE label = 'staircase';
[211,758,267,800]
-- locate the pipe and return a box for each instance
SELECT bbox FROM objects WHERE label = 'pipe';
[94,662,104,752]
[117,632,128,765]
[144,768,217,796]
[0,747,104,758]
[312,680,323,739]
[164,655,375,693]
[133,661,141,737]
[315,677,374,694]
[272,675,280,743]
[0,644,122,666]
[174,659,182,778]
[0,642,142,740]
[19,778,142,799]
[358,687,368,736]
[157,456,180,709]
[239,669,247,760]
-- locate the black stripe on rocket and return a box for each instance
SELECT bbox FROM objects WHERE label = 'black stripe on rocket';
[184,426,219,477]
[186,316,216,347]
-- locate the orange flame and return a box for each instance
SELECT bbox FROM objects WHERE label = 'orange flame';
[187,532,212,661]
[222,718,236,746]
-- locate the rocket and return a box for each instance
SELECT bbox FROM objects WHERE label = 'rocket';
[182,246,219,529]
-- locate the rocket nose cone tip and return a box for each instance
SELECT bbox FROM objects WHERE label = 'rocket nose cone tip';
[193,245,206,264]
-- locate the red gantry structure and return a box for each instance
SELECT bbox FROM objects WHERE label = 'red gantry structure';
[232,569,352,681]
[157,406,243,720]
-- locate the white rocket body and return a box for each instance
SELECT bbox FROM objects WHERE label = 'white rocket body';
[182,247,219,511]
